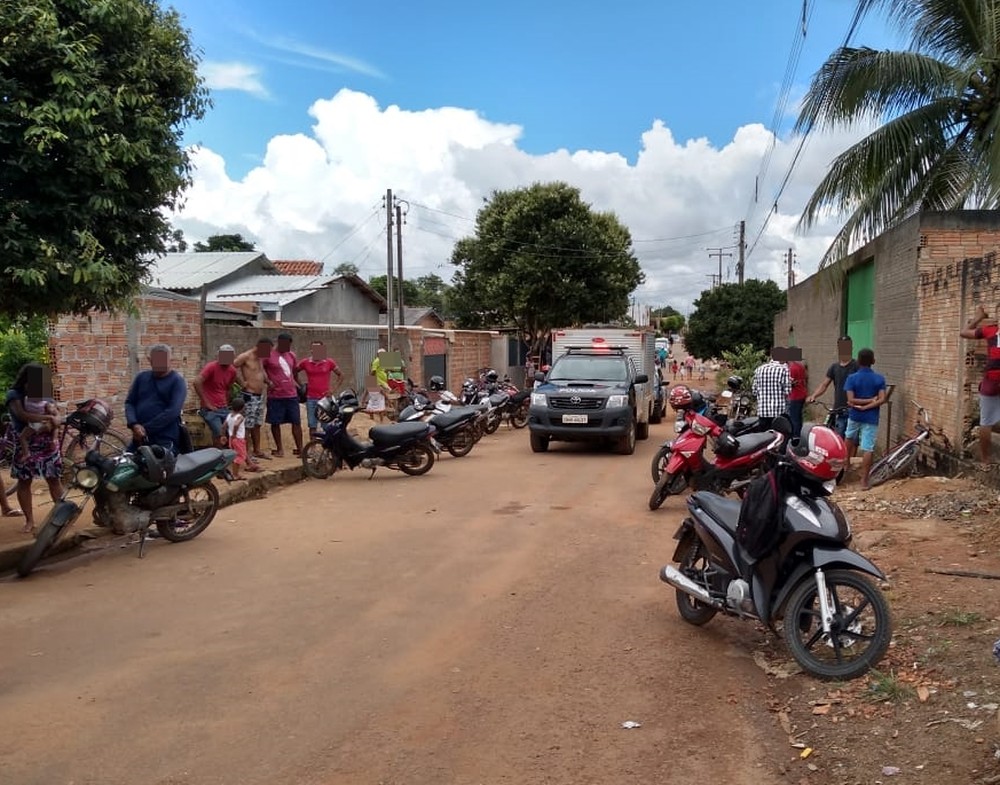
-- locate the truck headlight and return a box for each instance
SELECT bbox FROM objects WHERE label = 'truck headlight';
[606,395,627,408]
[531,393,547,406]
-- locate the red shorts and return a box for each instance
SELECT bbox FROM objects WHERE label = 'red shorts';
[230,436,247,466]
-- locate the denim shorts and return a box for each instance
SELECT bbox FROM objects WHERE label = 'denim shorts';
[199,407,229,438]
[845,419,878,452]
[306,399,320,431]
[266,396,301,425]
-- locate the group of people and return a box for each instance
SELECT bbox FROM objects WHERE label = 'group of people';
[127,333,344,478]
[656,346,709,381]
[752,338,887,489]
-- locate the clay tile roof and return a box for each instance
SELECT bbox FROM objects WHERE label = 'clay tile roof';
[272,259,324,276]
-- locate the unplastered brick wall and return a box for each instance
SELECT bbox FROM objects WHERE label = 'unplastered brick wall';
[48,294,202,420]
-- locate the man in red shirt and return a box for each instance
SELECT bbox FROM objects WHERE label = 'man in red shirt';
[194,344,237,448]
[785,358,809,437]
[296,340,344,437]
[263,332,303,457]
[960,303,1000,462]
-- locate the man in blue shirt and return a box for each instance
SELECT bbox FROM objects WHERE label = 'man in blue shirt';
[843,348,887,490]
[124,344,188,453]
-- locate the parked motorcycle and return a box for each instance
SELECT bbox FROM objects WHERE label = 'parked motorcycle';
[659,425,892,680]
[18,400,235,577]
[648,385,788,509]
[397,378,482,458]
[301,390,438,479]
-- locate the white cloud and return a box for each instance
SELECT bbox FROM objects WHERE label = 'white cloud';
[200,61,270,99]
[172,88,871,314]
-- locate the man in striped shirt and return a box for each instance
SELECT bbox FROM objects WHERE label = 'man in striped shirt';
[751,349,792,431]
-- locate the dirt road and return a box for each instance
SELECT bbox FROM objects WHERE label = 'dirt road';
[0,428,789,785]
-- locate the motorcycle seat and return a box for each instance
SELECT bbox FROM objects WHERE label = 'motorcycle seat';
[727,416,760,434]
[167,447,227,487]
[488,392,509,406]
[691,491,742,531]
[509,389,530,404]
[733,432,776,456]
[369,421,431,446]
[430,408,478,429]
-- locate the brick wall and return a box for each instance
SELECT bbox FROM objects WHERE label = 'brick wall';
[48,293,202,420]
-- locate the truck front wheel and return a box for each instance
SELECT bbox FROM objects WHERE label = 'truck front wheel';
[529,431,550,453]
[615,417,636,455]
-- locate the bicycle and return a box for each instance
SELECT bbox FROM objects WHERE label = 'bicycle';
[813,401,849,431]
[866,401,950,488]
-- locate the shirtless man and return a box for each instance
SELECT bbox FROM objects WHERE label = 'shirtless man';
[233,339,271,460]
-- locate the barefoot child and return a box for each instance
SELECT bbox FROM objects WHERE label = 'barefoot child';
[224,398,254,479]
[363,386,387,423]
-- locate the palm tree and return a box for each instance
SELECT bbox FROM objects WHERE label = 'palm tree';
[797,0,1000,266]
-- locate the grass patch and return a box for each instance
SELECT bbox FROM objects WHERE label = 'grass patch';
[864,670,916,703]
[938,609,984,627]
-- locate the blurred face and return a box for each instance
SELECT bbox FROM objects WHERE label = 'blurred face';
[256,341,272,358]
[311,343,326,361]
[277,337,292,353]
[837,339,853,363]
[26,365,53,398]
[218,349,235,366]
[150,349,170,375]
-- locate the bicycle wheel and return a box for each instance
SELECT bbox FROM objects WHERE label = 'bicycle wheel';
[867,443,918,488]
[61,428,129,475]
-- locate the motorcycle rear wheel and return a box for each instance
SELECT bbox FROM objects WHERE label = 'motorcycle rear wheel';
[782,569,892,681]
[302,439,337,479]
[154,483,219,542]
[510,404,529,429]
[674,538,718,625]
[17,501,81,577]
[484,412,502,435]
[446,429,476,458]
[648,470,687,510]
[397,442,435,476]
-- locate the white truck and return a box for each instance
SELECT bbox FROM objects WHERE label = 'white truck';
[528,326,657,454]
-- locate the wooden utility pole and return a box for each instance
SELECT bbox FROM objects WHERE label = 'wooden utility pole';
[708,247,732,286]
[737,220,746,284]
[395,200,404,328]
[385,188,394,351]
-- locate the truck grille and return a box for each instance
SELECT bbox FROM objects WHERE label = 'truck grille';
[550,397,605,410]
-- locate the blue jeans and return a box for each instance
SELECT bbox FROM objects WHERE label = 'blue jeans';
[199,407,229,438]
[306,399,320,432]
[834,412,849,438]
[785,399,804,438]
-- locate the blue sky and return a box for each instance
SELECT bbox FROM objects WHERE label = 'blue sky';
[162,0,897,312]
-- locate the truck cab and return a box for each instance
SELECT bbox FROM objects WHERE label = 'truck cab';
[528,344,649,455]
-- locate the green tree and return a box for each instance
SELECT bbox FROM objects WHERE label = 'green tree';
[797,0,1000,265]
[0,317,50,402]
[368,275,421,305]
[683,280,786,360]
[719,343,768,388]
[0,0,209,318]
[333,262,359,277]
[193,233,255,252]
[448,182,644,355]
[652,305,685,334]
[367,273,452,315]
[166,229,188,253]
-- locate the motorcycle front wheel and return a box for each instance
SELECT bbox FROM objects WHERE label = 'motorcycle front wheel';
[510,403,529,429]
[782,569,892,681]
[397,442,435,476]
[302,439,337,479]
[648,470,687,510]
[650,445,671,483]
[154,483,219,542]
[484,412,502,435]
[17,501,81,577]
[446,429,476,458]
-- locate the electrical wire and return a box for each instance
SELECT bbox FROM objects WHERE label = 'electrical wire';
[317,203,381,264]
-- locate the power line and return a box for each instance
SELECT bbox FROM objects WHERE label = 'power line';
[317,204,381,264]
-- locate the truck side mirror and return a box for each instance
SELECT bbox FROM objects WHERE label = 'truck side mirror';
[534,371,546,382]
[635,374,649,384]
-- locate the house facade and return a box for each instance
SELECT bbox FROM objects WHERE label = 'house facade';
[774,210,1000,464]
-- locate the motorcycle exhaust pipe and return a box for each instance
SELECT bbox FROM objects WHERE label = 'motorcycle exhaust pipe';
[659,565,717,607]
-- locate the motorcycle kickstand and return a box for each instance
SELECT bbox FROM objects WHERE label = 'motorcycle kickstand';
[368,467,377,480]
[137,527,148,559]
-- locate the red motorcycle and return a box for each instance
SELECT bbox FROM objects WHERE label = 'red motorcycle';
[648,386,788,510]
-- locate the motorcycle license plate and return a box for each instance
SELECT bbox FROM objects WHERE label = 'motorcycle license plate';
[562,414,588,424]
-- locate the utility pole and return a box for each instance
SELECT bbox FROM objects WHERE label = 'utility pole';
[737,220,746,285]
[786,248,796,289]
[395,199,408,328]
[385,188,394,352]
[708,247,733,285]
[706,274,720,290]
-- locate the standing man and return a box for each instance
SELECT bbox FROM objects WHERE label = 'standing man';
[844,348,887,490]
[751,348,792,430]
[296,340,344,438]
[370,348,390,391]
[960,303,1000,463]
[124,344,188,453]
[806,336,858,437]
[263,332,303,457]
[233,338,270,461]
[785,357,809,436]
[194,344,237,448]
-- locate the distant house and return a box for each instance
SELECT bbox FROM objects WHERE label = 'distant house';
[208,273,386,325]
[379,306,446,329]
[272,259,324,276]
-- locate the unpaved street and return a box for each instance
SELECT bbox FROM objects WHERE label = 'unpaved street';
[0,428,786,785]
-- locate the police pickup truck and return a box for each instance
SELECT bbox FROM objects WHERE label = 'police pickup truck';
[528,341,651,455]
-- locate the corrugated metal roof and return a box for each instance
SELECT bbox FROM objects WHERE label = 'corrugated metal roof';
[146,252,272,290]
[207,274,336,307]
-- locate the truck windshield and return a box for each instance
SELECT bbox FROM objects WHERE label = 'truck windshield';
[548,356,628,382]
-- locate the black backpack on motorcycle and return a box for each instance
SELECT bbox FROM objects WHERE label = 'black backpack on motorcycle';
[735,467,785,560]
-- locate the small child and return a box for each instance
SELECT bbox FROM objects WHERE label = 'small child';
[363,386,387,423]
[224,398,252,479]
[19,397,59,456]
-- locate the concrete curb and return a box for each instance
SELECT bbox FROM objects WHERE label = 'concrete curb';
[0,463,305,575]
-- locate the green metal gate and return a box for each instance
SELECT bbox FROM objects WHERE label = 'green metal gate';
[845,263,874,351]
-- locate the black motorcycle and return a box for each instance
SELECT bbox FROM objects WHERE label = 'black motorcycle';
[398,393,482,458]
[301,390,437,479]
[659,461,892,681]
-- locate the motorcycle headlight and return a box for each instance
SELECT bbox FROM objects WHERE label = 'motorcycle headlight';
[75,467,101,489]
[531,393,547,406]
[740,395,752,407]
[691,421,710,436]
[606,395,627,408]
